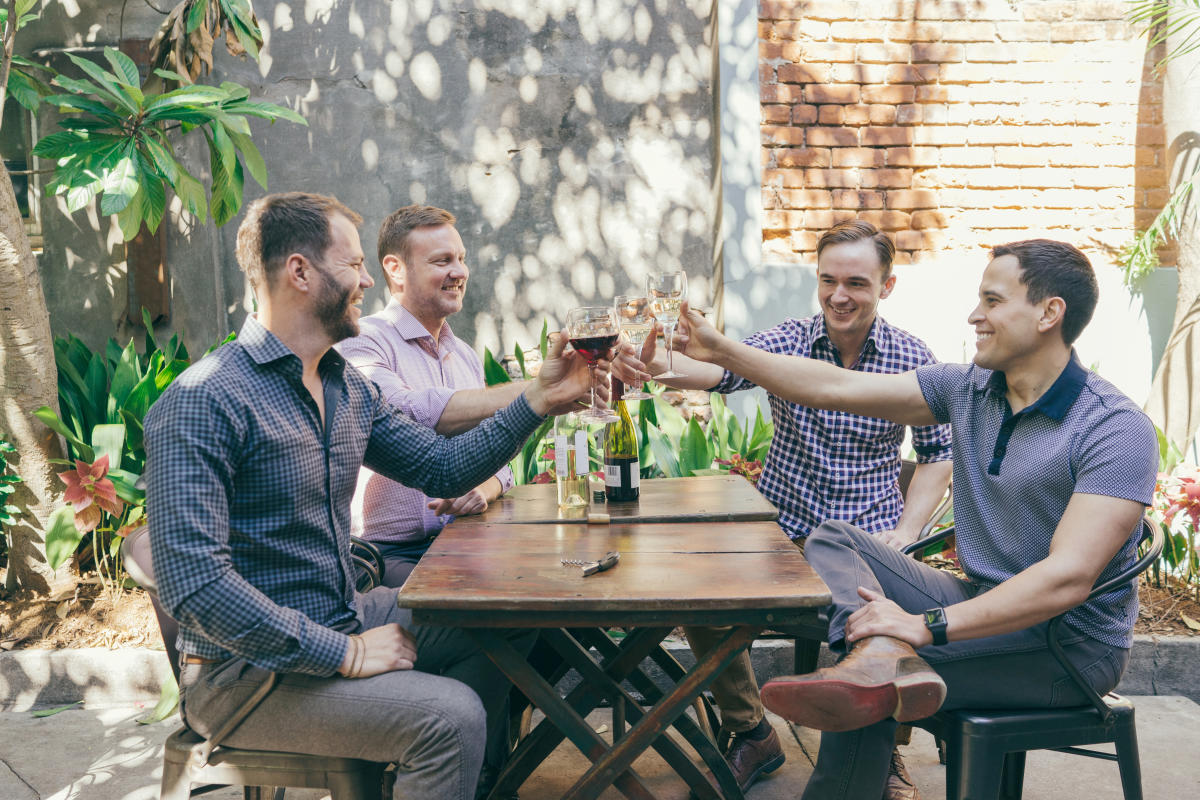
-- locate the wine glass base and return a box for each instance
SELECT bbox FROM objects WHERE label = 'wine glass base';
[653,370,686,380]
[578,408,619,424]
[622,391,653,401]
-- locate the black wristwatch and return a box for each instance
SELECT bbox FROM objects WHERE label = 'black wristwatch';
[923,607,948,646]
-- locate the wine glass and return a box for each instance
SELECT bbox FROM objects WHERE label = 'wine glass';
[647,269,687,379]
[566,306,620,423]
[614,295,653,400]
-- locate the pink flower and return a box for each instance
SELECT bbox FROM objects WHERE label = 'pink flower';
[1163,476,1200,532]
[58,455,124,533]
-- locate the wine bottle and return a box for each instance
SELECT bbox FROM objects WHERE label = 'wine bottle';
[604,379,640,502]
[555,414,588,514]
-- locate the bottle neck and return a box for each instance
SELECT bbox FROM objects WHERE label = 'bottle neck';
[611,378,625,403]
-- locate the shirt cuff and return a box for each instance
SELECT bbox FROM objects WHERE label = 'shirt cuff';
[496,465,515,494]
[304,625,354,676]
[388,386,456,428]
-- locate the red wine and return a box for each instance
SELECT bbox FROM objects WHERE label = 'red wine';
[569,333,618,365]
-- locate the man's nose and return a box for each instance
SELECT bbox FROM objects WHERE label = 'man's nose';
[360,265,375,288]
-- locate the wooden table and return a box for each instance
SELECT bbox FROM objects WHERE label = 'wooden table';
[449,474,780,525]
[399,520,829,800]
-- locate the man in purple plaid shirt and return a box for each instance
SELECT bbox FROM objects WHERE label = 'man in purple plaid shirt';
[617,220,951,798]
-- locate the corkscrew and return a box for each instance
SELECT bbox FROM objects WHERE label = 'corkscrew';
[561,551,620,576]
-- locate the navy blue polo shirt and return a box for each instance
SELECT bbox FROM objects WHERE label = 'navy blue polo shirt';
[916,353,1157,648]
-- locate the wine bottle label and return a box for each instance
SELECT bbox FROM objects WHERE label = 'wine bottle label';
[604,459,640,488]
[573,430,588,475]
[555,434,569,476]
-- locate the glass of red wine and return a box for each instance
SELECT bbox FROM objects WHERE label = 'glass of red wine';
[566,306,620,424]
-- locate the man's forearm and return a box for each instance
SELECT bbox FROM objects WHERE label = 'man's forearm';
[434,380,528,435]
[894,460,953,539]
[650,350,725,390]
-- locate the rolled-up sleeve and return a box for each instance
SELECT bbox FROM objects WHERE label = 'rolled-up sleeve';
[339,335,454,428]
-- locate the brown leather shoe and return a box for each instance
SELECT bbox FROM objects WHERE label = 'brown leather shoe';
[883,747,920,800]
[760,635,946,732]
[690,726,785,797]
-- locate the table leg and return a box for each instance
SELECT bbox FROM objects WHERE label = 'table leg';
[467,628,659,800]
[564,625,763,800]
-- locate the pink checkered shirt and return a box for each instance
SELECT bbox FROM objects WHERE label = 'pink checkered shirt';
[336,299,514,545]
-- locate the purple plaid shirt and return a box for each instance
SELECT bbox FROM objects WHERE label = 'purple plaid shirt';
[714,313,952,540]
[336,300,514,545]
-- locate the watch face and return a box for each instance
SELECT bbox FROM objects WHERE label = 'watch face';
[924,608,944,626]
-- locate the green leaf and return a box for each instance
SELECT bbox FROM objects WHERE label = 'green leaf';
[222,98,306,125]
[227,129,267,190]
[115,186,148,241]
[90,424,126,470]
[103,48,142,91]
[209,152,244,227]
[137,675,179,724]
[33,407,94,463]
[137,155,167,234]
[16,0,39,18]
[31,700,84,718]
[33,131,90,159]
[65,53,139,114]
[539,320,550,360]
[186,0,208,33]
[173,170,209,222]
[514,343,526,378]
[678,417,714,476]
[646,427,682,478]
[141,135,181,184]
[482,348,511,385]
[109,341,142,412]
[99,155,139,215]
[45,506,84,573]
[153,68,187,83]
[108,469,145,505]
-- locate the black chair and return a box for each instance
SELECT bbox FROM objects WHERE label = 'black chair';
[123,525,393,800]
[903,517,1162,800]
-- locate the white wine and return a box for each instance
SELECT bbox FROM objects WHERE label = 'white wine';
[650,295,682,322]
[623,323,652,346]
[555,424,589,513]
[603,379,640,502]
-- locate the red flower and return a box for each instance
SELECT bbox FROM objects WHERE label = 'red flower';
[531,470,555,484]
[1163,476,1200,532]
[58,455,124,533]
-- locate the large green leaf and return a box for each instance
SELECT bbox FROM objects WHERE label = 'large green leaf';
[115,183,149,241]
[209,152,244,227]
[41,92,123,123]
[646,426,682,478]
[678,417,714,476]
[103,48,142,95]
[227,129,267,190]
[34,407,94,463]
[223,98,306,125]
[65,52,139,114]
[137,675,179,725]
[186,0,208,32]
[173,169,209,222]
[90,424,127,470]
[108,341,142,413]
[141,134,181,184]
[136,153,168,234]
[45,506,84,573]
[482,348,511,385]
[99,154,140,215]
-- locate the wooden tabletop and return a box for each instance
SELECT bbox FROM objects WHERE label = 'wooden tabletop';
[399,521,828,628]
[450,474,779,525]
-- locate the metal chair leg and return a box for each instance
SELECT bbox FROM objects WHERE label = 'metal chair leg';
[1000,751,1026,799]
[1114,714,1144,800]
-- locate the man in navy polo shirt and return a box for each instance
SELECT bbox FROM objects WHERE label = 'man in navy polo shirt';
[649,239,1158,800]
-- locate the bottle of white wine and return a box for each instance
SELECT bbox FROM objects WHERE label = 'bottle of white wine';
[604,379,640,502]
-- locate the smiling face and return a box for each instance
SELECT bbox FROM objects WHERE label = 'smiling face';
[967,254,1048,372]
[310,212,371,342]
[816,238,896,349]
[391,223,469,335]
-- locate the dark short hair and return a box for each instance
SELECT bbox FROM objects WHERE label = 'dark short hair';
[236,192,362,289]
[377,203,455,272]
[991,239,1098,344]
[816,219,896,278]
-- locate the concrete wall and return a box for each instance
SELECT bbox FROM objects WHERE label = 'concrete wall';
[30,0,720,358]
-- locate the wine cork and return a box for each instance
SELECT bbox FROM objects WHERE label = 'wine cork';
[587,512,611,524]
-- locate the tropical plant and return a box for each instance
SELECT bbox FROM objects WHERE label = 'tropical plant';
[0,1,297,592]
[642,392,773,480]
[0,434,22,570]
[482,322,558,485]
[1147,427,1200,600]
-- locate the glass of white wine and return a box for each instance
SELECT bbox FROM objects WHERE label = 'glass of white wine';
[614,295,653,400]
[647,269,687,380]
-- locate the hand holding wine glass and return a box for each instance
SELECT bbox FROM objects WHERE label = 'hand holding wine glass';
[647,269,687,379]
[614,295,654,400]
[566,306,620,423]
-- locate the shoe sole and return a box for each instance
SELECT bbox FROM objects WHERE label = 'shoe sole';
[761,673,946,732]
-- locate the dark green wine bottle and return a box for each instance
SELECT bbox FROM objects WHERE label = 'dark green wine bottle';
[604,379,640,502]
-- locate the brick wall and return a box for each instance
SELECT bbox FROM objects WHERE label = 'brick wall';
[758,0,1170,267]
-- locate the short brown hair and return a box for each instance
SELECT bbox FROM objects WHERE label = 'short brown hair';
[378,202,456,261]
[816,219,896,278]
[236,192,362,289]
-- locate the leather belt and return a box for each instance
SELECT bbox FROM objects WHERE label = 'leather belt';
[180,654,220,665]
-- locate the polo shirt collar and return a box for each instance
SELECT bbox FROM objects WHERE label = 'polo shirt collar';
[985,350,1088,420]
[383,298,455,346]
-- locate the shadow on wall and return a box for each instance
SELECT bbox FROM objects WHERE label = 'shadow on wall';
[141,0,724,356]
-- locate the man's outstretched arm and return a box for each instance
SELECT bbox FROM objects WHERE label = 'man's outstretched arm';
[672,302,937,427]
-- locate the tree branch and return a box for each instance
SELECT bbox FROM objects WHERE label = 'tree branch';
[0,1,19,133]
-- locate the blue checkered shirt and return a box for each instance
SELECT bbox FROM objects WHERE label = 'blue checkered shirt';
[917,355,1158,648]
[714,314,952,540]
[144,316,544,675]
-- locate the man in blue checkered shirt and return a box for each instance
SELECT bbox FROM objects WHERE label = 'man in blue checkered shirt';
[144,192,598,800]
[617,220,951,796]
[668,239,1158,800]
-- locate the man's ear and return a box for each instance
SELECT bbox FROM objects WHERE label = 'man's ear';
[381,253,404,293]
[282,253,313,293]
[1038,296,1066,335]
[879,272,897,300]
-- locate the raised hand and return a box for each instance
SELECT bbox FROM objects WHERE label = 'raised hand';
[528,331,599,416]
[612,321,659,388]
[672,301,728,365]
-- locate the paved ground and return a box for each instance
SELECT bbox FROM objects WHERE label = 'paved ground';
[2,696,1198,799]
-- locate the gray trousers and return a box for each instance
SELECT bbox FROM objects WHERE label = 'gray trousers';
[180,587,523,800]
[800,520,1129,800]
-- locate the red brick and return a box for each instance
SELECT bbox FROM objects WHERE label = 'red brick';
[761,84,805,104]
[764,210,806,229]
[843,104,871,125]
[759,1,805,20]
[862,127,915,146]
[762,105,791,124]
[818,105,845,125]
[763,169,807,189]
[858,210,912,230]
[869,104,897,125]
[892,250,913,266]
[915,85,951,102]
[759,63,776,84]
[886,64,940,83]
[762,126,807,146]
[862,168,915,188]
[793,104,819,124]
[885,189,938,209]
[805,209,837,229]
[807,127,859,147]
[1144,189,1171,208]
[759,42,801,63]
[896,105,921,124]
[774,148,832,168]
[911,210,949,229]
[912,43,964,63]
[777,188,834,209]
[886,147,939,167]
[778,63,831,84]
[862,84,916,104]
[833,147,887,168]
[805,83,861,104]
[832,189,886,209]
[790,230,820,250]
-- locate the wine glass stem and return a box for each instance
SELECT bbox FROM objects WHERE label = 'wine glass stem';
[589,365,598,411]
[665,322,676,374]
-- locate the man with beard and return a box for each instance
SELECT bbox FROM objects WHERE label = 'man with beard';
[654,240,1157,800]
[615,219,952,798]
[144,192,598,800]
